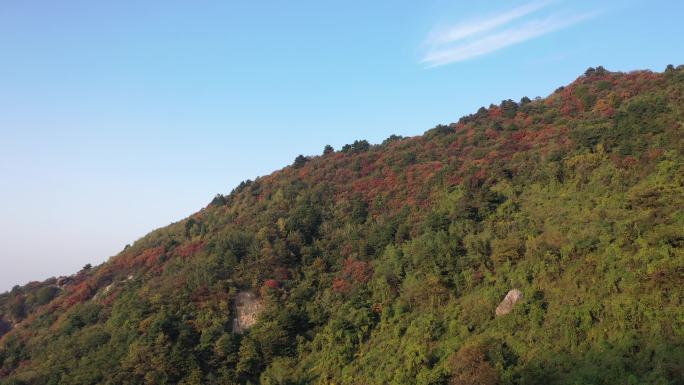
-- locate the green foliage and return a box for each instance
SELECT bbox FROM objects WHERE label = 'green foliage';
[33,286,58,306]
[293,155,308,168]
[341,140,371,153]
[64,303,103,333]
[1,66,684,385]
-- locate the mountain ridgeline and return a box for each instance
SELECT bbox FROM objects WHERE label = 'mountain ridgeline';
[1,66,683,385]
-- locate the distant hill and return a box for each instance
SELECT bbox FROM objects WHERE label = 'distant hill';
[1,65,683,385]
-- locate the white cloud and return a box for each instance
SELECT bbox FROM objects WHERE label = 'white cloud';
[426,1,552,45]
[422,3,598,67]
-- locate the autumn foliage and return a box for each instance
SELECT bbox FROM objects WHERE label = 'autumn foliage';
[1,66,684,385]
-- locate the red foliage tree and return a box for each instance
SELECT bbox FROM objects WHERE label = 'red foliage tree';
[175,241,205,258]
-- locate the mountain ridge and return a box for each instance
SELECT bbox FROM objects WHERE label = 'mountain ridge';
[1,65,683,385]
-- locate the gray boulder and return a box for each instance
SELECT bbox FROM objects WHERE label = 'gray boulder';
[495,289,523,316]
[232,292,264,334]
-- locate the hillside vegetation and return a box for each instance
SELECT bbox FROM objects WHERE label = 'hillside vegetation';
[1,66,683,385]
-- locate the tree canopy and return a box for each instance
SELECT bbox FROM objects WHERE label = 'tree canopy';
[1,66,683,385]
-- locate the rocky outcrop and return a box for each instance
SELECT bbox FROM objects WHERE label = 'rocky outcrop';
[56,276,73,288]
[232,292,264,334]
[495,289,523,316]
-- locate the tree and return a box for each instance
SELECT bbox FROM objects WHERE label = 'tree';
[426,124,453,138]
[7,298,26,321]
[584,66,608,77]
[34,285,59,305]
[500,99,518,118]
[323,145,334,155]
[210,194,228,206]
[448,344,500,385]
[236,337,261,379]
[341,140,371,153]
[293,155,308,168]
[382,134,403,145]
[350,197,368,224]
[260,357,298,385]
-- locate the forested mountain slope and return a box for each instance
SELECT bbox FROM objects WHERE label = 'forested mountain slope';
[1,66,683,385]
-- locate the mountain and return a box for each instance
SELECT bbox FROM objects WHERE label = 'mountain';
[1,66,683,385]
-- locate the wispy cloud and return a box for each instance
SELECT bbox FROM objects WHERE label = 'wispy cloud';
[422,2,598,67]
[426,1,552,46]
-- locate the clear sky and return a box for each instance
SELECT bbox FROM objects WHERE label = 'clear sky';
[1,0,682,292]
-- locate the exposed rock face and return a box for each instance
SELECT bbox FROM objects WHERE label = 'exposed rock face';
[495,289,523,316]
[232,292,264,334]
[56,276,72,288]
[93,283,114,300]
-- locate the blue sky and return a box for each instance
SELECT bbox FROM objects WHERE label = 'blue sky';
[1,0,682,291]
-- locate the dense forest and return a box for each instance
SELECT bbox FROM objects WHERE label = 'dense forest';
[1,66,683,385]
